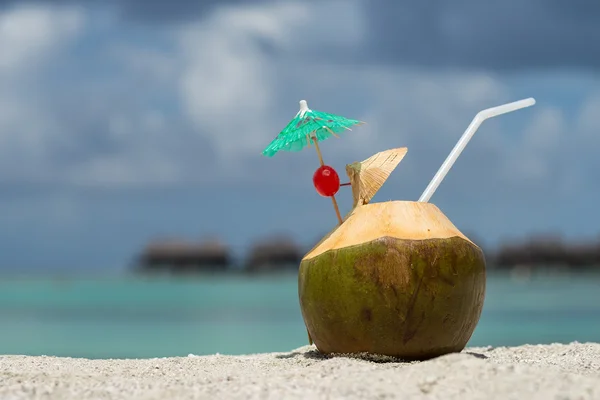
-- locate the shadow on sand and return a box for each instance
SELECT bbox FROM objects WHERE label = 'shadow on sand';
[275,348,488,363]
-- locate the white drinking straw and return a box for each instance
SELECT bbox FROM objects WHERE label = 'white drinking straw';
[418,98,536,203]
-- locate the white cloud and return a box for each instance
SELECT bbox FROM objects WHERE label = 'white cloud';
[0,4,85,182]
[109,45,179,84]
[0,4,84,75]
[68,113,178,186]
[67,152,181,186]
[3,0,600,269]
[522,107,564,153]
[486,90,600,198]
[577,94,600,138]
[0,0,599,197]
[175,0,367,170]
[500,106,566,181]
[168,0,520,193]
[176,5,283,164]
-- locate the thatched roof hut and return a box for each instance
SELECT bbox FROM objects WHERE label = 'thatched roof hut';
[136,238,231,274]
[492,234,600,270]
[244,236,302,273]
[494,235,565,268]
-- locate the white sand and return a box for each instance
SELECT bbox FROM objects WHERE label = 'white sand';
[1,342,599,400]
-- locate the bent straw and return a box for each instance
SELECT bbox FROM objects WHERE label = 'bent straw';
[418,98,536,203]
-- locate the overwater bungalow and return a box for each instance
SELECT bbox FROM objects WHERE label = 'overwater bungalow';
[491,235,600,270]
[135,238,231,274]
[244,236,303,273]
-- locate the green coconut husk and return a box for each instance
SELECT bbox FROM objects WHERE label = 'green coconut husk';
[298,200,486,360]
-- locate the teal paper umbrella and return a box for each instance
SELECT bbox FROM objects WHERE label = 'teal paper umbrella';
[262,100,363,158]
[262,100,364,225]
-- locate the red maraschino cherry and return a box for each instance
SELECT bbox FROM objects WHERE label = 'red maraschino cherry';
[313,165,340,197]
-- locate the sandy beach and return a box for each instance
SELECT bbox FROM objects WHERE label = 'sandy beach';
[1,342,599,400]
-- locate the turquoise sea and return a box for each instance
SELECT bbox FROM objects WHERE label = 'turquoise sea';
[0,272,598,359]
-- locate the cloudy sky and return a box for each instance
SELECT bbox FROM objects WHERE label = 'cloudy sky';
[0,0,599,272]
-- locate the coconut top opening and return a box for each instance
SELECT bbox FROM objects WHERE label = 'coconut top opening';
[303,200,471,260]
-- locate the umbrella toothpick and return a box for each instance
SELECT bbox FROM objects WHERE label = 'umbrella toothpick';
[312,132,342,225]
[312,134,325,166]
[263,99,364,227]
[331,195,343,225]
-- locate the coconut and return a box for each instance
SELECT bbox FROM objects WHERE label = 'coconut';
[298,200,486,360]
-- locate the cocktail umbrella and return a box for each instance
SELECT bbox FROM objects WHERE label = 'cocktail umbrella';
[263,100,364,225]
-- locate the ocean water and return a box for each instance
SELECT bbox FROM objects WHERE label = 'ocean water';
[0,272,598,359]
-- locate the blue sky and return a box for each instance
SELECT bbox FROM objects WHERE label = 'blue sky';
[0,0,599,272]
